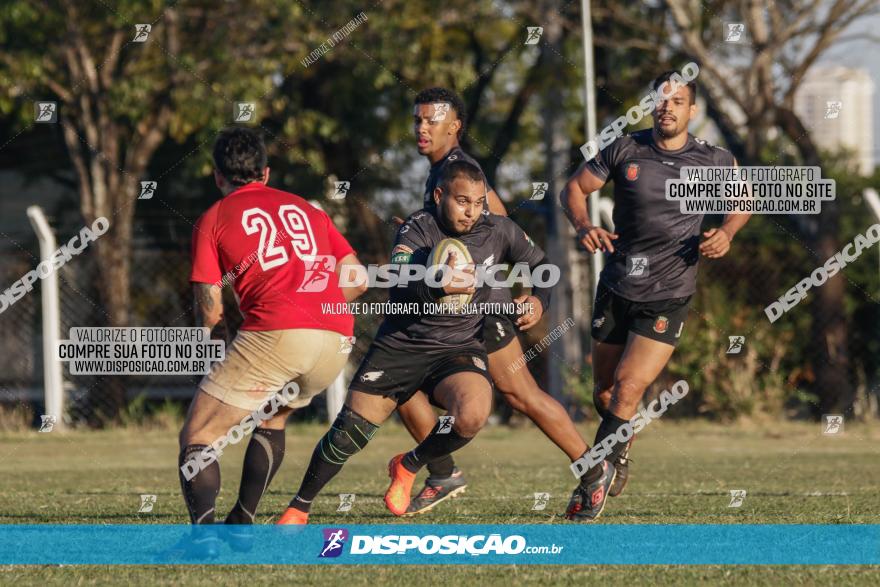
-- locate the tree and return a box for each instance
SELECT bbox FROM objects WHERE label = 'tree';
[0,0,291,415]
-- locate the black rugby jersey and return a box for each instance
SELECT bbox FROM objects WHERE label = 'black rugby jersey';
[585,129,735,301]
[375,208,551,352]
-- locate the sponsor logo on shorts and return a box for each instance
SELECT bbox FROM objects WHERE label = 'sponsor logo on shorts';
[360,370,383,382]
[653,316,669,334]
[495,320,506,338]
[472,356,487,371]
[592,316,605,329]
[319,528,349,558]
[675,322,684,338]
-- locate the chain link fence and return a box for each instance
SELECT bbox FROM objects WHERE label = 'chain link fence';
[2,206,879,428]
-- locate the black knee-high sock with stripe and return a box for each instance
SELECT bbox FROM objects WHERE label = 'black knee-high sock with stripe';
[226,428,285,524]
[179,444,220,524]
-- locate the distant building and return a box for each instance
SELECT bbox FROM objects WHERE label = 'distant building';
[795,66,875,175]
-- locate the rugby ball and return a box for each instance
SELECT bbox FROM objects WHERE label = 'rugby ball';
[429,238,475,308]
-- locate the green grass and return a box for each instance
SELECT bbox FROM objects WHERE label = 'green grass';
[0,420,878,584]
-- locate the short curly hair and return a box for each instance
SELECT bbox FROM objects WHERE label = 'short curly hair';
[212,127,267,186]
[414,87,467,140]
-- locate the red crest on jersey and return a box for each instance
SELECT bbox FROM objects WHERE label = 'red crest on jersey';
[625,163,640,181]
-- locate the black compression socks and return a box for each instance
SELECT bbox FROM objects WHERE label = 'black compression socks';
[593,411,631,463]
[179,444,220,525]
[425,455,456,479]
[402,422,473,473]
[226,428,285,524]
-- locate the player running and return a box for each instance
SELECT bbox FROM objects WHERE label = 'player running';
[276,159,552,524]
[396,87,593,516]
[180,128,367,543]
[560,72,750,520]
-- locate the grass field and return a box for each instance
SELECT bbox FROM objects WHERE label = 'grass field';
[1,419,878,584]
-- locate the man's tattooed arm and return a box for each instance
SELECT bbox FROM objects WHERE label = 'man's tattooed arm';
[193,283,229,342]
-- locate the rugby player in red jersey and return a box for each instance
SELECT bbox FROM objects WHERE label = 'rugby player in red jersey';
[179,128,366,544]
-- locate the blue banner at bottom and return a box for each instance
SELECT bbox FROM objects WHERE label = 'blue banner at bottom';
[0,525,877,565]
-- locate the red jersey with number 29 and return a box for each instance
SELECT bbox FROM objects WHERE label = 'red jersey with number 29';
[190,183,354,335]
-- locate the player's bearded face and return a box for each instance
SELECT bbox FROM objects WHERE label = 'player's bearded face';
[652,83,695,138]
[435,178,486,234]
[414,103,459,156]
